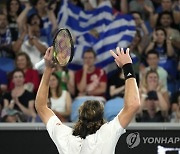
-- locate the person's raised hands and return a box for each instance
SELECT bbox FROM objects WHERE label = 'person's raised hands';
[110,47,132,68]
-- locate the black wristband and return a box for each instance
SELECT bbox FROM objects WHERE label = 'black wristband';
[122,63,135,80]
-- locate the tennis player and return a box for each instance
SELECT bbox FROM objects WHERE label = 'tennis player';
[35,46,140,154]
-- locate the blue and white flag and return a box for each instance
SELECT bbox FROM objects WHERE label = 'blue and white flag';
[57,0,136,76]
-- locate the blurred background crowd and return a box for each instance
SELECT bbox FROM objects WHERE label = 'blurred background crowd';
[0,0,180,123]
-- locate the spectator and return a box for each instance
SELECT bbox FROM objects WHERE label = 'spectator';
[6,0,22,41]
[49,73,72,122]
[20,24,48,69]
[0,11,16,73]
[0,11,26,73]
[54,65,69,91]
[17,0,57,45]
[8,52,40,92]
[149,0,180,28]
[129,0,154,21]
[131,11,149,38]
[71,48,107,122]
[136,90,168,122]
[140,50,168,90]
[0,108,26,122]
[128,30,148,78]
[3,69,36,122]
[26,12,43,31]
[156,11,180,49]
[139,69,169,112]
[104,68,125,121]
[145,27,177,84]
[75,48,107,97]
[1,108,19,122]
[107,68,125,100]
[55,66,80,98]
[145,27,175,57]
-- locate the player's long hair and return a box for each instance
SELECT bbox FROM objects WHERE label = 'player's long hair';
[73,100,105,139]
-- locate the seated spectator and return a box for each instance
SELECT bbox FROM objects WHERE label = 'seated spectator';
[71,48,107,122]
[139,69,169,111]
[20,24,48,69]
[75,48,107,97]
[54,65,76,98]
[136,90,168,122]
[5,0,22,41]
[3,69,36,122]
[104,67,125,121]
[107,68,125,100]
[0,108,26,122]
[49,73,72,122]
[54,65,69,91]
[8,52,40,92]
[140,50,168,90]
[170,90,180,122]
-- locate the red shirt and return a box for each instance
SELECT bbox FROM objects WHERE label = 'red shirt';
[9,69,40,92]
[75,67,107,96]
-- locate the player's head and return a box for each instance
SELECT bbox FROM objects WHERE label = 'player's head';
[73,100,105,139]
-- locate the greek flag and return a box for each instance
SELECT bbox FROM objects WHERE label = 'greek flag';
[57,0,136,75]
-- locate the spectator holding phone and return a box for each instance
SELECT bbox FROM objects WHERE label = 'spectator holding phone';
[136,90,168,122]
[17,0,57,45]
[139,69,169,114]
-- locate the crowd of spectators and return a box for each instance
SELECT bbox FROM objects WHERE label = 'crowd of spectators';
[0,0,180,123]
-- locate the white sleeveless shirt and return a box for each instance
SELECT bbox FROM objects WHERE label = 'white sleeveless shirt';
[50,90,67,113]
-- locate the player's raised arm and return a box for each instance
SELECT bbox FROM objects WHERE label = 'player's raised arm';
[110,47,140,128]
[35,47,55,125]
